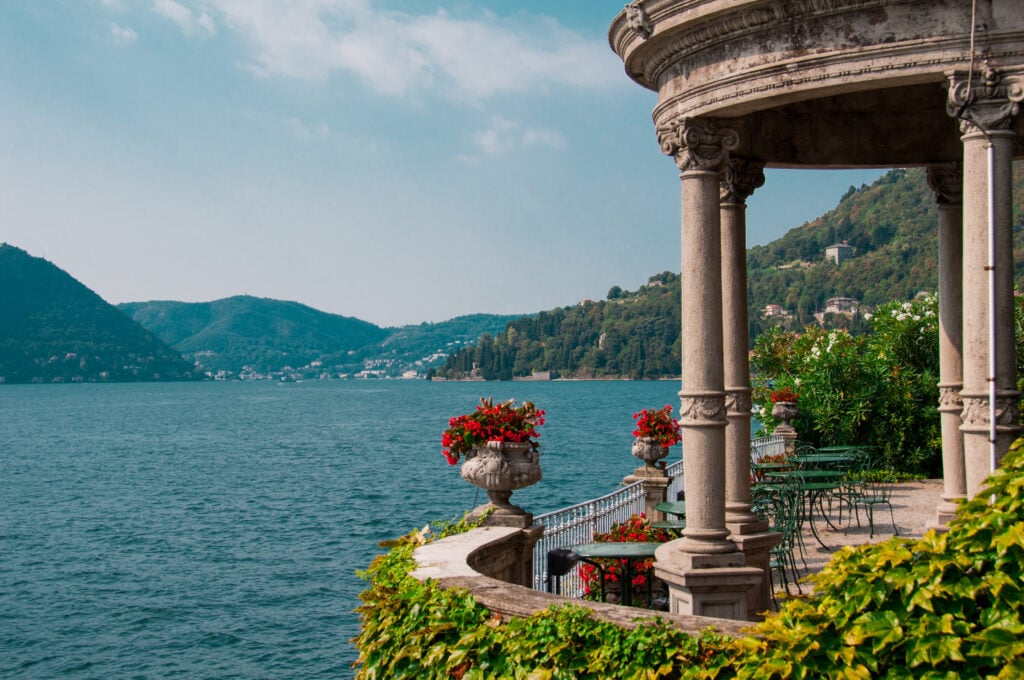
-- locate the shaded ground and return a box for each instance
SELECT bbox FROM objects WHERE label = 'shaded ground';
[778,479,943,597]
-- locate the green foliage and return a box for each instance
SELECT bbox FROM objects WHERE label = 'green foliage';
[435,273,683,380]
[723,436,1024,679]
[752,295,942,473]
[356,440,1024,678]
[121,297,522,377]
[0,243,195,383]
[353,514,731,679]
[120,295,390,374]
[578,514,672,606]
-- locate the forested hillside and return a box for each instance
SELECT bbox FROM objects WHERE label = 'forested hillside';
[435,164,1024,380]
[0,244,194,383]
[121,298,523,378]
[120,296,389,375]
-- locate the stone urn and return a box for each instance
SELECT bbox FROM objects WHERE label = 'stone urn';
[771,401,799,434]
[460,441,542,518]
[631,437,669,469]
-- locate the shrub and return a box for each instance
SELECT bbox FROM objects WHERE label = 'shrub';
[724,436,1024,678]
[355,438,1024,678]
[578,513,672,606]
[752,296,941,474]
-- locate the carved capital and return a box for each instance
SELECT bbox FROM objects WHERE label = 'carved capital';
[926,162,963,206]
[720,159,765,205]
[723,388,752,416]
[937,385,963,413]
[960,394,1021,429]
[625,1,652,40]
[947,64,1024,135]
[679,394,727,426]
[656,117,738,175]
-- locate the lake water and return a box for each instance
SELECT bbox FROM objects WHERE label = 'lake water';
[0,380,686,678]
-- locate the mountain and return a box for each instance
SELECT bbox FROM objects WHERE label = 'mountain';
[434,163,1024,380]
[432,272,682,380]
[119,296,389,377]
[119,297,523,379]
[0,244,194,384]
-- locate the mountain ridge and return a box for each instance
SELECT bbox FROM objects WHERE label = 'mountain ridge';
[0,243,195,384]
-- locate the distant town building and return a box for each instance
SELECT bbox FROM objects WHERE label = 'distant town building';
[825,242,854,264]
[763,304,786,318]
[814,297,859,325]
[824,297,858,315]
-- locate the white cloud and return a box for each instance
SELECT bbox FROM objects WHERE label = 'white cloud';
[203,0,620,101]
[283,117,332,142]
[153,0,216,36]
[109,22,138,45]
[472,117,566,155]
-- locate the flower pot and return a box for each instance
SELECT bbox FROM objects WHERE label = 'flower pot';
[631,437,669,468]
[771,401,798,421]
[771,401,799,435]
[460,441,542,515]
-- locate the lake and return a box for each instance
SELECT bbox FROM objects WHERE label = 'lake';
[0,380,687,678]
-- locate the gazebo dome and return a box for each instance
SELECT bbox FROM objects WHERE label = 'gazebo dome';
[609,0,1024,167]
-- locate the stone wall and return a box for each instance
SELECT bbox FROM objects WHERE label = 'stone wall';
[411,526,752,637]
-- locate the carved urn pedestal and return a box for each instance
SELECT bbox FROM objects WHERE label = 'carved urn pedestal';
[630,437,670,476]
[461,441,542,528]
[771,401,799,454]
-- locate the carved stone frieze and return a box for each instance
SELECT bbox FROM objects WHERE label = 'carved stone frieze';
[720,159,765,204]
[679,394,727,426]
[723,389,752,416]
[625,1,652,40]
[656,118,739,175]
[960,395,1021,429]
[947,64,1024,135]
[937,385,963,413]
[926,162,963,206]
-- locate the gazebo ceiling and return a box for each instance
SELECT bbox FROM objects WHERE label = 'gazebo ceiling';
[610,0,1024,168]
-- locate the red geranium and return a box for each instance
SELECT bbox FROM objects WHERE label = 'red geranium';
[441,397,545,465]
[770,387,799,403]
[631,405,682,447]
[578,513,670,606]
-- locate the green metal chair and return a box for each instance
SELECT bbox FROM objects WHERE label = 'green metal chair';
[852,468,899,538]
[752,477,804,600]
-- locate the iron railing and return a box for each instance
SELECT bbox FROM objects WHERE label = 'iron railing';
[532,435,784,595]
[751,434,785,462]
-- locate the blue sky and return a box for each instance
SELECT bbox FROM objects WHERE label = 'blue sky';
[0,1,884,327]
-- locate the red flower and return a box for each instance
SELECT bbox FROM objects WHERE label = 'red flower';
[770,387,799,404]
[440,397,545,464]
[632,405,682,447]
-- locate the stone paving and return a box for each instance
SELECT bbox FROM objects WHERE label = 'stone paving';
[779,478,944,595]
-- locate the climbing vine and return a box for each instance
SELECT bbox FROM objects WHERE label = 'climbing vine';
[354,440,1024,678]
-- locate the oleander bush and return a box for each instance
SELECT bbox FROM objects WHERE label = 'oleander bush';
[354,439,1024,678]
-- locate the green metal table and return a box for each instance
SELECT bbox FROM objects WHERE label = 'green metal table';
[570,541,661,607]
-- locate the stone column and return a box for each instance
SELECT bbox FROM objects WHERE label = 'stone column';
[652,117,761,621]
[926,162,966,527]
[720,158,768,536]
[720,158,777,618]
[947,66,1023,497]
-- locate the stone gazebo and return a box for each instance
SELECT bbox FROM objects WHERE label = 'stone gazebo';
[609,0,1024,618]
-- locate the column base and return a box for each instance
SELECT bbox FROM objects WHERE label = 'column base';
[654,562,764,621]
[655,538,745,570]
[931,498,964,531]
[730,531,781,620]
[725,512,769,535]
